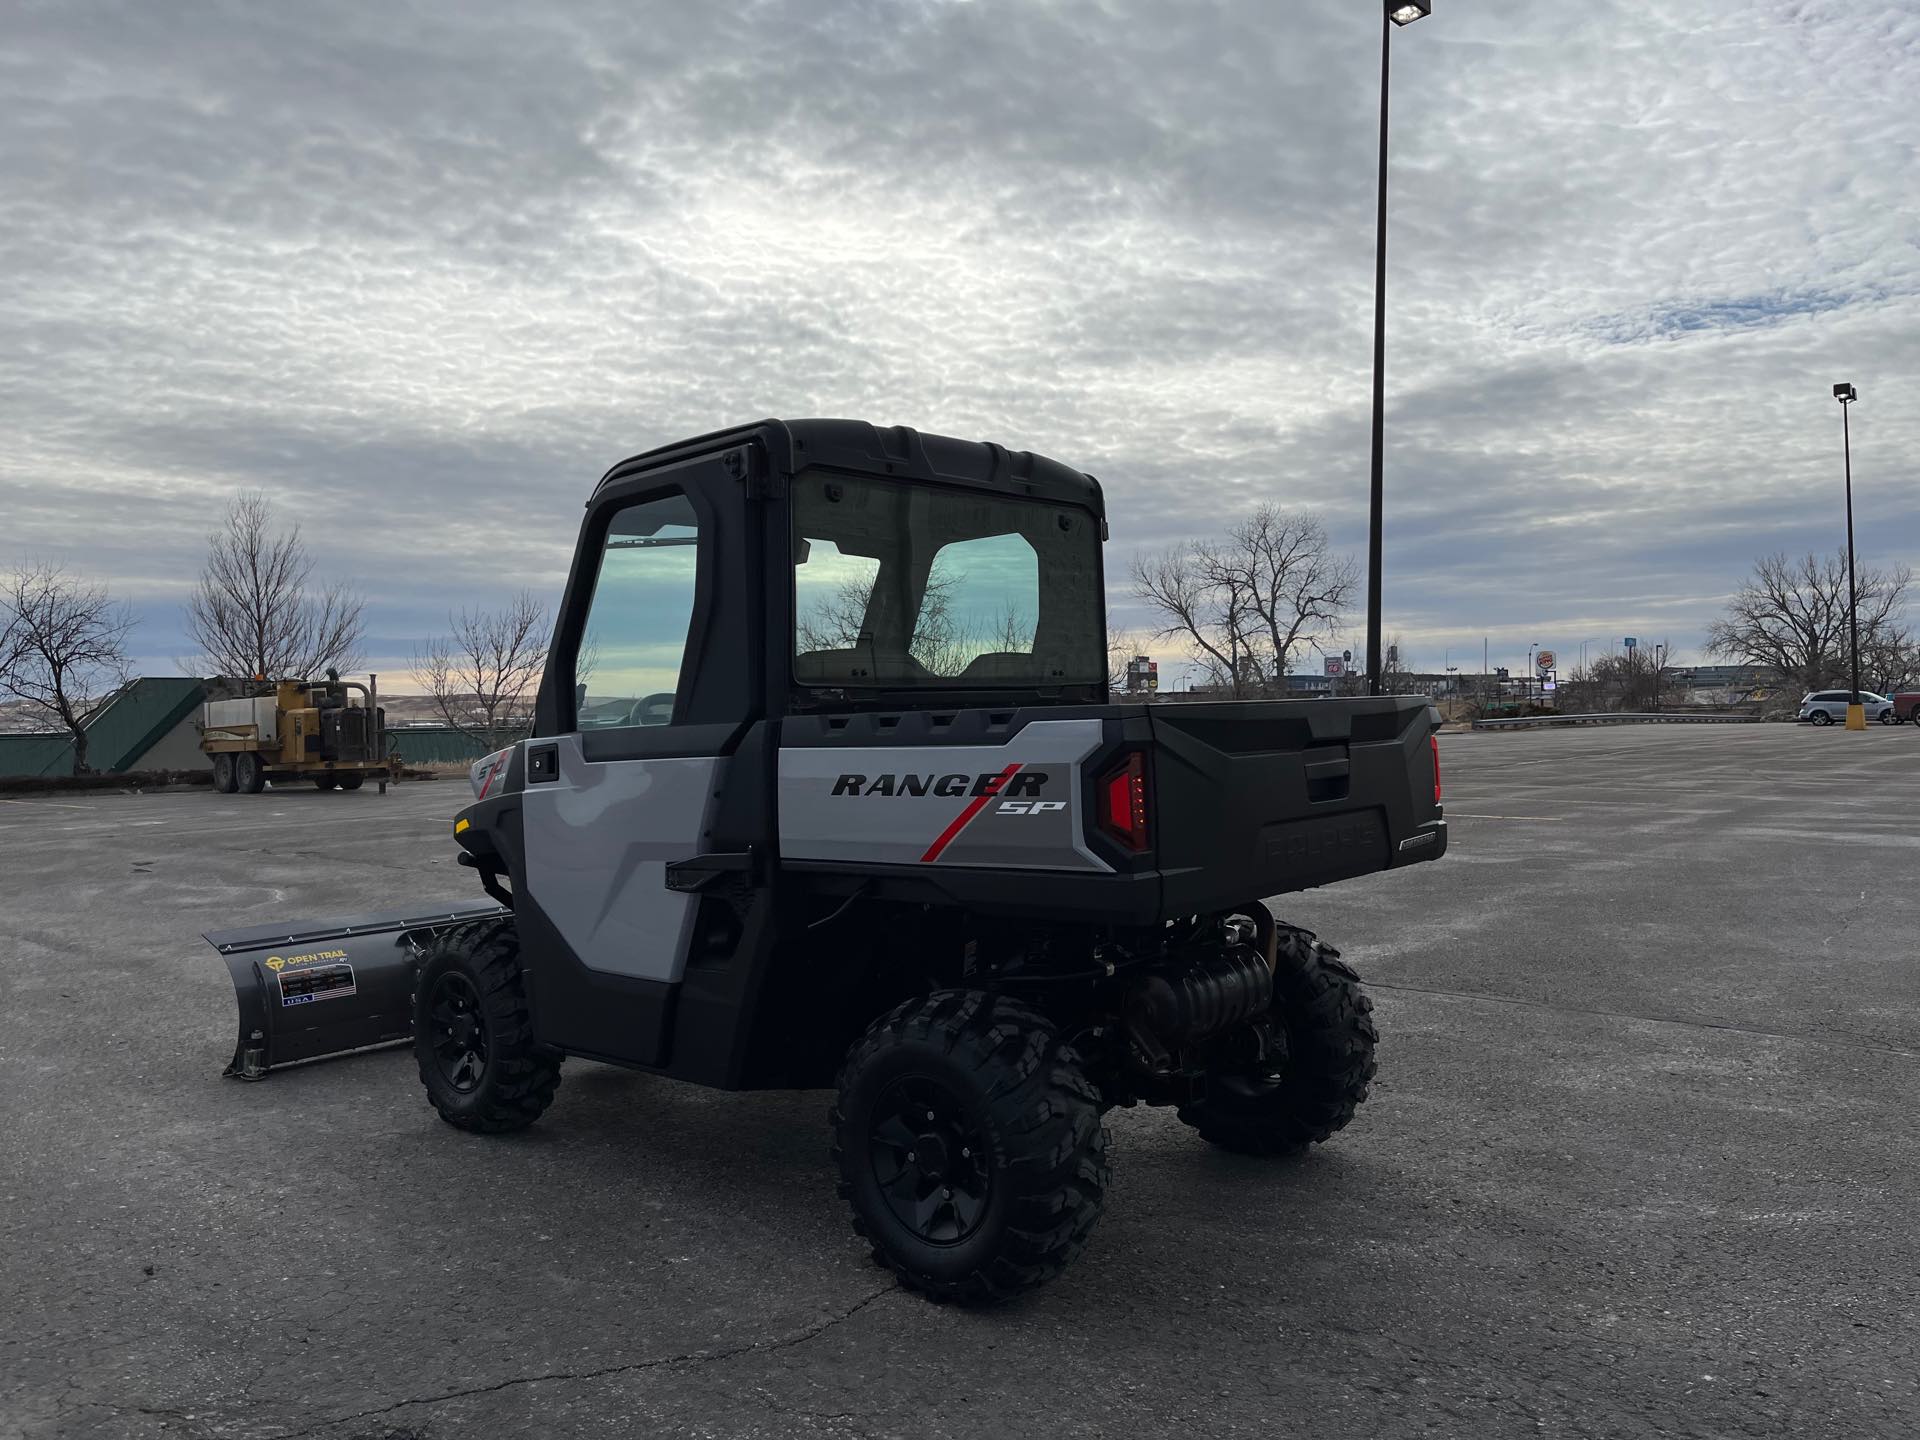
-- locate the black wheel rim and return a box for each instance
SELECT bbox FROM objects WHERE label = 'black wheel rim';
[869,1075,991,1246]
[427,972,489,1094]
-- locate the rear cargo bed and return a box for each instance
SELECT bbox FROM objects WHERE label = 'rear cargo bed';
[1147,695,1444,912]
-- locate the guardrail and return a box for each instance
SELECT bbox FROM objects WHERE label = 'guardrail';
[1471,712,1763,731]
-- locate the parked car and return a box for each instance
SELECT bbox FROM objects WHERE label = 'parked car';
[1893,690,1920,725]
[1798,690,1897,725]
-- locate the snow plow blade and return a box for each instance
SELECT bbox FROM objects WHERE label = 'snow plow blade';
[204,902,507,1079]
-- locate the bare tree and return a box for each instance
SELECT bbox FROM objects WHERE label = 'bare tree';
[185,492,366,680]
[0,563,135,773]
[1705,551,1912,695]
[416,591,550,746]
[1130,544,1242,691]
[1556,649,1680,714]
[1131,506,1357,697]
[1106,627,1151,693]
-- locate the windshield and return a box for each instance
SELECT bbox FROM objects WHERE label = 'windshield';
[791,471,1104,692]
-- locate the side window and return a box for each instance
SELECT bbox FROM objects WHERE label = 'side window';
[575,493,700,729]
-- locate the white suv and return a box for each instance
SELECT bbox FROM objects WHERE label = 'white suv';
[1799,690,1896,725]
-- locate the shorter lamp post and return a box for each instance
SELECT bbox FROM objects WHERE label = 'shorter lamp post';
[1834,382,1865,729]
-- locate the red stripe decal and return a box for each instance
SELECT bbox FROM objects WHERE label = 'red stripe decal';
[477,754,502,799]
[920,764,1021,863]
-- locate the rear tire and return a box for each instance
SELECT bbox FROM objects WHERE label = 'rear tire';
[313,776,338,791]
[1177,926,1378,1157]
[413,919,562,1134]
[337,774,364,791]
[1810,710,1834,726]
[831,991,1109,1305]
[234,752,266,793]
[212,754,237,794]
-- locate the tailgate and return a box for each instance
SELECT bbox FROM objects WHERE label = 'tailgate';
[1147,696,1444,911]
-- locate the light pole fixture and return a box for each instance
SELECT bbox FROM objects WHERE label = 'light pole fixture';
[1834,382,1865,729]
[1366,0,1430,696]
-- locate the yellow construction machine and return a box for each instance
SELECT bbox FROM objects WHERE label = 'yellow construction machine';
[199,671,392,794]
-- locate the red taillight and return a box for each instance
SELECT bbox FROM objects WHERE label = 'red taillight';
[1099,751,1150,852]
[1431,733,1443,805]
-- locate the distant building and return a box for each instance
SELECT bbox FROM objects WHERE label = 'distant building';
[1667,664,1771,689]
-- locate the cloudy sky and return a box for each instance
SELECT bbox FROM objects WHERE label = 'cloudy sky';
[4,0,1916,684]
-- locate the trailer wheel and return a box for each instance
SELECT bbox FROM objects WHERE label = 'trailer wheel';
[831,990,1109,1305]
[1177,926,1377,1157]
[212,754,237,794]
[312,776,338,791]
[234,752,266,794]
[413,919,561,1134]
[337,774,364,791]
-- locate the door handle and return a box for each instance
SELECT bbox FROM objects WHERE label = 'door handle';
[527,744,559,783]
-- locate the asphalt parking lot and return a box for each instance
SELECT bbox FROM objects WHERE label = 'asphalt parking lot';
[3,724,1917,1440]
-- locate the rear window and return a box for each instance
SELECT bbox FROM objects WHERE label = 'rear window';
[790,471,1102,691]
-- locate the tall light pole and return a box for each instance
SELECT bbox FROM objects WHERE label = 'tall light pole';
[1834,383,1865,729]
[1366,0,1431,696]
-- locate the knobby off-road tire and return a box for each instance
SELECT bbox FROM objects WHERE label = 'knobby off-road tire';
[831,990,1110,1306]
[1178,925,1378,1157]
[413,918,561,1134]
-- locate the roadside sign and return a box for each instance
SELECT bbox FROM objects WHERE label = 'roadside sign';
[1325,658,1346,677]
[1342,650,1352,662]
[1536,650,1556,671]
[1624,637,1638,651]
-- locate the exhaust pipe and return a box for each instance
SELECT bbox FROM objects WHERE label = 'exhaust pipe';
[204,900,505,1079]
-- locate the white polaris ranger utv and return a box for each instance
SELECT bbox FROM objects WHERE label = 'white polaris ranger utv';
[206,419,1446,1304]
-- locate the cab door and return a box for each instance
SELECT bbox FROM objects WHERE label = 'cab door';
[516,462,761,1067]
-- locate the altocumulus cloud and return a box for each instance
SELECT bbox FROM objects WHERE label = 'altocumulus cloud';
[1,0,1915,678]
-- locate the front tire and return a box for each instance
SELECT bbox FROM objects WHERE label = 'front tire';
[337,774,364,791]
[413,919,562,1134]
[1178,926,1378,1156]
[831,991,1109,1305]
[212,754,237,794]
[312,776,338,791]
